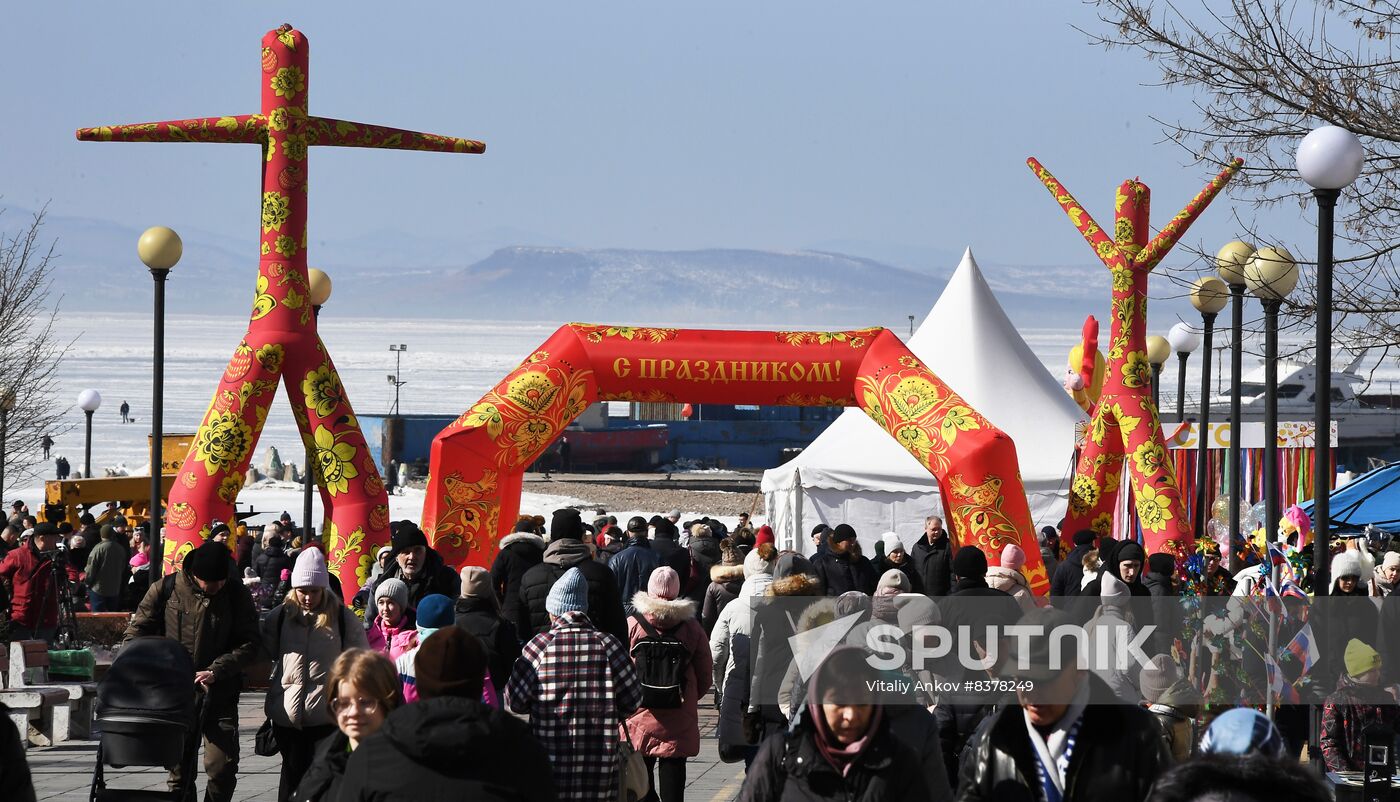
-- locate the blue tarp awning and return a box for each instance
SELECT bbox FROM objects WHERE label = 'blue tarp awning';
[1300,462,1400,534]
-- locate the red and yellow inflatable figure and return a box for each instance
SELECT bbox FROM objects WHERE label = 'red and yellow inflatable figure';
[424,324,1053,593]
[1028,157,1242,556]
[78,25,484,598]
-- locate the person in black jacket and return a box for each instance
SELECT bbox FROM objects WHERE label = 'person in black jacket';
[518,509,628,641]
[685,523,723,604]
[1049,530,1098,597]
[811,524,878,596]
[0,704,35,802]
[365,521,462,626]
[337,627,557,801]
[738,646,935,802]
[453,566,521,697]
[874,531,924,593]
[254,535,292,588]
[609,517,660,615]
[489,520,546,640]
[934,547,1020,688]
[1080,540,1152,598]
[650,517,689,575]
[956,607,1170,802]
[912,516,955,597]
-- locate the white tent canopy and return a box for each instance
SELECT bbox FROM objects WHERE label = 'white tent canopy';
[761,248,1086,555]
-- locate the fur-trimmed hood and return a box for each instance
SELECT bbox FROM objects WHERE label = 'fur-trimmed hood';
[985,565,1030,592]
[795,598,839,633]
[767,572,823,597]
[497,532,545,552]
[710,564,745,585]
[630,591,697,626]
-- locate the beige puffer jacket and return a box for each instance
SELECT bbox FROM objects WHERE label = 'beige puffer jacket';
[263,603,369,728]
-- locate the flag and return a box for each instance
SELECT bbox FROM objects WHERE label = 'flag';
[1266,654,1301,705]
[1283,622,1320,675]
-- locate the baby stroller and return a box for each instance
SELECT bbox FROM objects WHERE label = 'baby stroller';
[90,636,204,801]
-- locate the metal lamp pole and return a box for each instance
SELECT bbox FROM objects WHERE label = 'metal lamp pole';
[1218,241,1256,573]
[305,269,333,541]
[1167,322,1202,423]
[1190,278,1230,539]
[1146,335,1170,414]
[77,390,102,479]
[1297,125,1364,594]
[139,226,182,574]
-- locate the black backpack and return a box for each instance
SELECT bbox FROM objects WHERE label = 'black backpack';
[629,613,690,709]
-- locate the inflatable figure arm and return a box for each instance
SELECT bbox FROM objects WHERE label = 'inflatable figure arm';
[77,115,266,144]
[1134,158,1244,271]
[302,117,486,154]
[1026,157,1127,270]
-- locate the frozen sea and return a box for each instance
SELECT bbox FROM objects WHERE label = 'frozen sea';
[13,311,1392,527]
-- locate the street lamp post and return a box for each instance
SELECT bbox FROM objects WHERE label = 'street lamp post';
[908,315,915,338]
[1297,125,1364,594]
[138,226,182,574]
[1146,335,1171,413]
[77,390,102,479]
[0,391,14,504]
[1218,240,1257,572]
[388,344,408,415]
[1167,322,1202,422]
[1190,277,1230,540]
[1245,247,1299,564]
[304,268,333,541]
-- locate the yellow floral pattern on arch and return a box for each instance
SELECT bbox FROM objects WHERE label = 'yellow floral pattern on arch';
[312,425,359,496]
[1136,484,1174,532]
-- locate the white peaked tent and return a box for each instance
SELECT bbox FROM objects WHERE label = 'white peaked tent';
[761,248,1087,554]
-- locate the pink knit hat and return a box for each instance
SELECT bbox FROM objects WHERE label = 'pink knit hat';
[1001,544,1026,572]
[648,566,681,601]
[291,548,329,589]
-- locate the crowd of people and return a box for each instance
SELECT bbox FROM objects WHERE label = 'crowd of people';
[0,502,1381,801]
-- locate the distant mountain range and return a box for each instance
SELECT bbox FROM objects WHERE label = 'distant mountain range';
[11,206,1195,328]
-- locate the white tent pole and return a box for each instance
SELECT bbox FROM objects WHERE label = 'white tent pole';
[792,467,803,553]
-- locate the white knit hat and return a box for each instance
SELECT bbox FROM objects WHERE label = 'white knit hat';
[291,548,329,589]
[881,532,904,554]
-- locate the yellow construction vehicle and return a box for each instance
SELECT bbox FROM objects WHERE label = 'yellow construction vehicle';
[44,475,177,529]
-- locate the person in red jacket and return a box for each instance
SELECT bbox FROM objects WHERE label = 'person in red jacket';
[0,523,61,641]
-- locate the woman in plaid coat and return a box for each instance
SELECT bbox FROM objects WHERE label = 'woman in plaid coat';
[508,567,642,801]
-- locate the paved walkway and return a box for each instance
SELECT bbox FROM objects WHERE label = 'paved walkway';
[28,698,748,801]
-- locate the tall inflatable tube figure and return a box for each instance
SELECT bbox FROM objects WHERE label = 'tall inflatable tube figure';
[1028,157,1242,556]
[423,324,1053,593]
[78,25,485,598]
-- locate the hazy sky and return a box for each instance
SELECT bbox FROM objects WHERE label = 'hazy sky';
[3,2,1304,271]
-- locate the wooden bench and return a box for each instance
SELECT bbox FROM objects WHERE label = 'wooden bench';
[7,641,96,741]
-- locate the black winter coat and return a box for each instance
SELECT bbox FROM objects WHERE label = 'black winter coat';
[337,697,557,801]
[811,550,878,597]
[737,706,935,802]
[608,539,660,614]
[452,597,521,695]
[489,532,545,637]
[651,532,690,576]
[291,729,349,802]
[955,676,1170,802]
[254,545,292,587]
[365,547,462,625]
[912,535,955,597]
[934,579,1020,687]
[1049,543,1092,597]
[873,554,924,593]
[518,538,627,642]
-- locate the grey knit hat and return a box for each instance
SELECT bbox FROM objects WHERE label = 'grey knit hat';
[546,567,589,616]
[375,577,409,610]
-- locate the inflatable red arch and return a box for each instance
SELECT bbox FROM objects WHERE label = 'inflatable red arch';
[422,323,1050,594]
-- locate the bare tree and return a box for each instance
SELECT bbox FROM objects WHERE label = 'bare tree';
[0,208,74,493]
[1087,0,1400,365]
